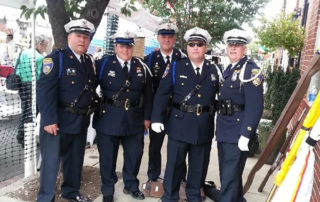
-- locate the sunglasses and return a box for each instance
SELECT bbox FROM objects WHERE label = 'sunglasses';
[188,42,206,47]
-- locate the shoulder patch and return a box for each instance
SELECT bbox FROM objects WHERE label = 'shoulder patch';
[42,58,53,75]
[251,69,263,86]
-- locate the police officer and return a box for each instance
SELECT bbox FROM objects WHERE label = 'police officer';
[151,27,220,202]
[144,22,186,183]
[93,30,153,202]
[216,29,264,202]
[37,19,97,202]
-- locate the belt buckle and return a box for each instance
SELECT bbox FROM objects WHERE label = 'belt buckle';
[196,104,202,116]
[125,99,130,110]
[86,108,92,115]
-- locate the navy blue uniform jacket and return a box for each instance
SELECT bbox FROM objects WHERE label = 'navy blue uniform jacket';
[37,46,98,134]
[144,49,182,93]
[151,58,220,145]
[216,56,264,143]
[93,55,153,136]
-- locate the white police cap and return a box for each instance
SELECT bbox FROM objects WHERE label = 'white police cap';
[112,30,137,46]
[223,29,252,45]
[183,27,212,44]
[155,23,178,35]
[64,19,95,36]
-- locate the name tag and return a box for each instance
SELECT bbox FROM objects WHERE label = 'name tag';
[180,75,187,79]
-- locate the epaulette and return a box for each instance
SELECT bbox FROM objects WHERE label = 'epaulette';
[209,61,224,83]
[239,59,262,83]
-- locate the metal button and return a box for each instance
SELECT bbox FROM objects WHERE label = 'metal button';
[89,80,91,83]
[219,93,221,96]
[110,82,112,84]
[198,94,201,97]
[181,83,184,85]
[92,97,94,100]
[127,89,130,92]
[91,89,93,92]
[247,127,252,131]
[103,110,105,113]
[230,85,233,88]
[175,115,178,117]
[221,84,223,87]
[71,81,74,84]
[88,106,91,109]
[237,119,240,121]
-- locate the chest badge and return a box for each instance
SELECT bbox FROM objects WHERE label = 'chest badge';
[211,74,216,81]
[67,68,76,75]
[231,70,238,81]
[108,70,116,77]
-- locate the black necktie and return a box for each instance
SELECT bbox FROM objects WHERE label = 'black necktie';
[196,67,201,80]
[165,56,170,67]
[223,64,232,78]
[80,55,87,74]
[123,61,129,78]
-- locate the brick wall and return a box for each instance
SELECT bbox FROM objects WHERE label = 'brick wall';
[288,0,320,201]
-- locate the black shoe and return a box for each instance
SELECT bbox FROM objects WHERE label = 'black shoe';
[67,195,92,202]
[123,189,145,200]
[103,195,114,202]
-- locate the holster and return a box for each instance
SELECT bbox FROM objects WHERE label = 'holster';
[220,99,233,115]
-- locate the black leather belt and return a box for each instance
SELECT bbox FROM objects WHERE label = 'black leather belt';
[58,102,95,116]
[173,102,211,116]
[104,97,139,110]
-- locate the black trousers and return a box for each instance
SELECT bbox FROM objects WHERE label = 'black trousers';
[217,142,248,202]
[37,128,87,202]
[97,131,144,196]
[148,128,187,181]
[162,138,212,202]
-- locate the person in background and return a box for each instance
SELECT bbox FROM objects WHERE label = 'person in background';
[0,31,14,66]
[6,33,15,55]
[15,34,48,147]
[94,46,103,60]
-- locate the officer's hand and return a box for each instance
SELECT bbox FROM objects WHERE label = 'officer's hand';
[44,124,59,136]
[238,135,249,151]
[144,120,151,131]
[151,123,164,133]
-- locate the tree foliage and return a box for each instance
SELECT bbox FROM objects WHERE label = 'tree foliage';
[253,13,305,58]
[143,0,269,48]
[20,0,142,48]
[264,66,300,125]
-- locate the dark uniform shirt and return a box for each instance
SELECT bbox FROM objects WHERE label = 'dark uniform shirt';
[151,58,220,145]
[216,56,264,143]
[37,46,98,134]
[93,55,153,136]
[144,49,183,93]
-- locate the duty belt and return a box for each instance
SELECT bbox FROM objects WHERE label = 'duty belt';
[58,102,96,116]
[173,102,211,116]
[104,97,139,110]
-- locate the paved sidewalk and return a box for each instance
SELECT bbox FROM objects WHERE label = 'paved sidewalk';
[0,136,275,202]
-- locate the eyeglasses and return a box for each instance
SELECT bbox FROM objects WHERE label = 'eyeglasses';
[188,42,206,47]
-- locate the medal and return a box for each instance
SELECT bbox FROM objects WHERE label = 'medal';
[231,70,238,81]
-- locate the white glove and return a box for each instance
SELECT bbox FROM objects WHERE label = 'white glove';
[151,123,165,133]
[238,135,250,151]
